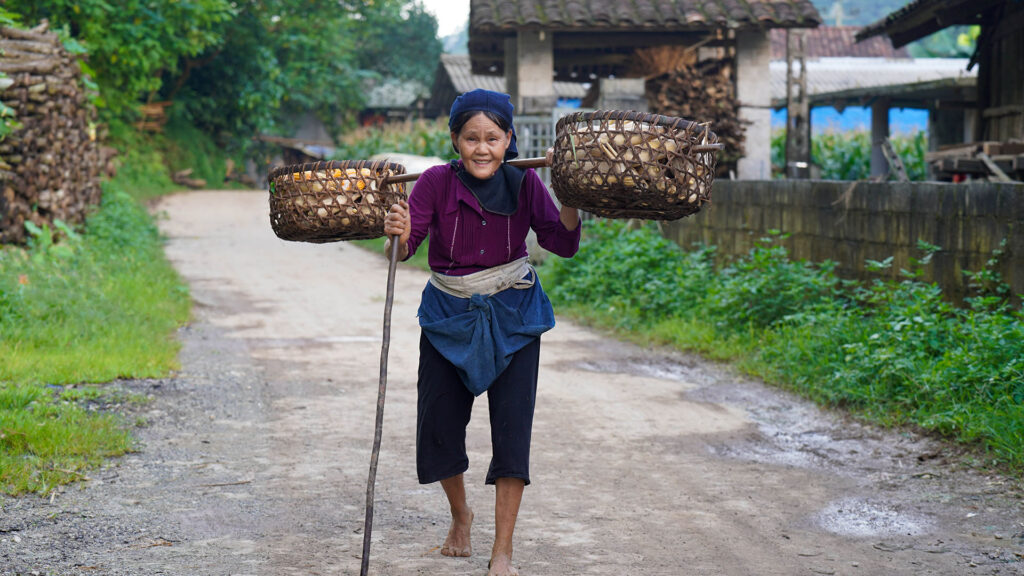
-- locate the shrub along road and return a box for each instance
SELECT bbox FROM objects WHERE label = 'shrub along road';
[2,189,1022,575]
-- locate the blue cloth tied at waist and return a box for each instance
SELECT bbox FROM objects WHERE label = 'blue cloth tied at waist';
[417,269,554,396]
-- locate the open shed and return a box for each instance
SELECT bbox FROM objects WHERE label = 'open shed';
[857,0,1024,181]
[467,0,821,180]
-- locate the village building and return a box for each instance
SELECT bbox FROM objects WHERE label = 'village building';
[425,53,587,119]
[766,25,977,179]
[466,0,822,180]
[856,0,1024,181]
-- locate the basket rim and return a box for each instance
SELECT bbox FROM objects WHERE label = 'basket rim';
[267,159,407,186]
[556,109,719,143]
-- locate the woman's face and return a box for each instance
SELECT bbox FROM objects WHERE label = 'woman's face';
[452,113,511,180]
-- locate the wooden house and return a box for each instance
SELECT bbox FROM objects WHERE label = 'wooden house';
[857,0,1024,181]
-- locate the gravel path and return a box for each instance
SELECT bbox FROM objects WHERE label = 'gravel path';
[2,189,1022,575]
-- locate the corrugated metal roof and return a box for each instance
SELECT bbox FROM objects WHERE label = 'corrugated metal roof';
[364,78,429,108]
[470,0,822,32]
[770,57,977,107]
[440,53,587,99]
[769,26,910,60]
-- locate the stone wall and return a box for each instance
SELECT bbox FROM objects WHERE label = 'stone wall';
[661,180,1024,300]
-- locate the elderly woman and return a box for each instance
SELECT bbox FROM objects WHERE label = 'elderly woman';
[383,89,580,576]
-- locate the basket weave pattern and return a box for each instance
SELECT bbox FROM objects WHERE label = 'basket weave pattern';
[551,110,719,220]
[268,160,407,243]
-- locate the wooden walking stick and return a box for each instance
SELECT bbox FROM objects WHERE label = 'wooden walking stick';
[267,159,411,576]
[360,235,400,576]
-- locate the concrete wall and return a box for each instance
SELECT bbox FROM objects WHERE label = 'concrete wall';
[661,180,1024,300]
[505,31,556,114]
[735,30,772,180]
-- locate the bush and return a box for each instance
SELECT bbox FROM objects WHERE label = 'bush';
[544,221,715,328]
[540,219,1024,470]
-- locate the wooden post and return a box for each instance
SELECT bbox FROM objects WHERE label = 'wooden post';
[871,98,891,178]
[785,29,811,179]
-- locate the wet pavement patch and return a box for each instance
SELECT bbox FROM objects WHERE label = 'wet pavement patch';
[816,498,930,537]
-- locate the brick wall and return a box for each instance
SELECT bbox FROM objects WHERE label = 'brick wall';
[661,180,1024,301]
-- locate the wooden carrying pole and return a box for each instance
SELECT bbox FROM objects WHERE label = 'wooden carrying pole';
[384,145,724,185]
[360,236,400,576]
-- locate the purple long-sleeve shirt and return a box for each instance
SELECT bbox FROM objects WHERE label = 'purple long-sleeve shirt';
[404,162,581,276]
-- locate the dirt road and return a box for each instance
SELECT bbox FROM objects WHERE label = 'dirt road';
[3,189,1022,575]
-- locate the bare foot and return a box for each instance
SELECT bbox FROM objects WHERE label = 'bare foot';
[487,553,519,576]
[440,508,473,557]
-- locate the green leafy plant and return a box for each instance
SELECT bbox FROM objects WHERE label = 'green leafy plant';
[540,219,1024,471]
[7,0,234,113]
[771,128,928,181]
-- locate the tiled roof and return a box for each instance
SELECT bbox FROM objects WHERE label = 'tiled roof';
[440,53,587,99]
[856,0,1003,46]
[770,26,909,60]
[470,0,822,32]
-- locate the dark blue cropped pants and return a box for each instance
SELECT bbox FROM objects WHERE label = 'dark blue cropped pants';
[416,332,540,486]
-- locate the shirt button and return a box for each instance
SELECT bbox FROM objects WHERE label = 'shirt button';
[479,249,485,255]
[482,220,487,226]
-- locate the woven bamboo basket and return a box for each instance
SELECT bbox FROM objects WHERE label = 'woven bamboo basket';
[268,159,408,243]
[551,110,720,220]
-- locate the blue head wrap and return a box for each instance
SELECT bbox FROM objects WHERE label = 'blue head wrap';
[449,89,519,161]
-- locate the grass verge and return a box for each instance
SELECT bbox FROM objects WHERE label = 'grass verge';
[0,134,192,495]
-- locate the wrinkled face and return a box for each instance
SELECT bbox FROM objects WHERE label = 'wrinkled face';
[452,113,512,180]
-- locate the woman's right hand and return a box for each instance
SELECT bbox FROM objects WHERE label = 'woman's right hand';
[384,200,411,260]
[384,200,411,243]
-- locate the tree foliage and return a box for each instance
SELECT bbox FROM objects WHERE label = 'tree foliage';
[6,1,442,148]
[352,1,442,87]
[6,0,233,112]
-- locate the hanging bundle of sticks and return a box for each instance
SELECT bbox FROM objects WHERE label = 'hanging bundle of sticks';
[0,21,111,245]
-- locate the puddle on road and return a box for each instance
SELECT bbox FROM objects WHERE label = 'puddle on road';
[571,352,948,477]
[817,497,930,537]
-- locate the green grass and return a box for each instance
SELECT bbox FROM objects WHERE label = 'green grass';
[0,130,193,495]
[0,187,190,384]
[0,384,138,495]
[539,220,1024,473]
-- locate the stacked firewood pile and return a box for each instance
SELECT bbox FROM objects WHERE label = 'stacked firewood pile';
[643,56,746,174]
[0,21,109,245]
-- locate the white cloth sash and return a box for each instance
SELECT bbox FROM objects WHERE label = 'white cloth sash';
[429,257,534,299]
